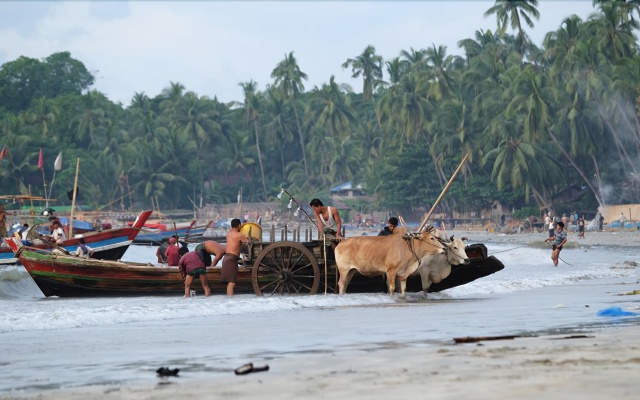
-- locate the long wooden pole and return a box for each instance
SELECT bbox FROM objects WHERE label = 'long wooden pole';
[126,174,133,212]
[69,157,80,238]
[417,153,470,232]
[41,168,48,208]
[28,185,34,210]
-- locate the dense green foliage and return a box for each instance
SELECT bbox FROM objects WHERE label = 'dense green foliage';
[1,1,640,216]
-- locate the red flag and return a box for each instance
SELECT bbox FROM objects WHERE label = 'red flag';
[38,148,44,169]
[0,146,6,160]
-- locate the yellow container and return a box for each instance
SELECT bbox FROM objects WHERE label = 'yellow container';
[241,222,262,241]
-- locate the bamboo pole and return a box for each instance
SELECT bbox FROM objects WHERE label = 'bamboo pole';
[41,167,48,208]
[417,153,470,232]
[69,157,80,238]
[125,174,133,212]
[28,185,34,210]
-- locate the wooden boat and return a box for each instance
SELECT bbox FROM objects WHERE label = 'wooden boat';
[0,210,152,266]
[5,237,504,297]
[131,220,212,245]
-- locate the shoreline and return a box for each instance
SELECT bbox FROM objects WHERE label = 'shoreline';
[7,323,640,399]
[344,227,640,249]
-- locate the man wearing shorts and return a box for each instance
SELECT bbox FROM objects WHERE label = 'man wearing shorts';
[222,218,248,296]
[178,251,211,297]
[545,221,567,267]
[195,240,226,267]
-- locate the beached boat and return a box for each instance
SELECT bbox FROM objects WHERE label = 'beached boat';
[5,237,504,297]
[0,210,152,266]
[131,220,212,245]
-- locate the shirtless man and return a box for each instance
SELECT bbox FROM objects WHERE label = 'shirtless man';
[309,198,343,246]
[195,240,226,267]
[221,218,248,296]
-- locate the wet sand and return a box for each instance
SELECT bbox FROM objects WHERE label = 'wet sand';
[9,324,639,400]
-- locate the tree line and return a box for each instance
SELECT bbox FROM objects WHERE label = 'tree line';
[1,0,639,217]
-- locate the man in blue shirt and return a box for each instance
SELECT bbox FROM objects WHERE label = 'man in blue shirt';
[545,221,567,267]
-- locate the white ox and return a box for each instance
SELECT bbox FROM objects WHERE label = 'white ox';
[334,228,446,296]
[414,234,470,292]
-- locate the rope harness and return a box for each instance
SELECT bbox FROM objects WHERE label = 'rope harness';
[402,230,450,267]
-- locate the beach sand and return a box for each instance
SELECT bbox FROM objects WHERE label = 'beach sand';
[8,325,639,399]
[2,228,639,400]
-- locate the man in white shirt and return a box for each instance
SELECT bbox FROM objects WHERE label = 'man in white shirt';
[51,221,66,244]
[74,237,93,258]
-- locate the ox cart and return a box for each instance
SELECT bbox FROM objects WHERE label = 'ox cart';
[244,238,504,296]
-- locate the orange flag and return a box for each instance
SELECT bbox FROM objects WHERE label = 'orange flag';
[38,148,44,169]
[0,146,6,160]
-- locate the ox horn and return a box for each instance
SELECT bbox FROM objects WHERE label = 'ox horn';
[449,235,455,242]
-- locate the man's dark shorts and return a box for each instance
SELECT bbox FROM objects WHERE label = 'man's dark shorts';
[188,267,207,277]
[552,245,563,251]
[195,243,212,266]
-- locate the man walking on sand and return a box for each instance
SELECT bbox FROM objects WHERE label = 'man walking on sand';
[221,218,249,296]
[545,221,567,267]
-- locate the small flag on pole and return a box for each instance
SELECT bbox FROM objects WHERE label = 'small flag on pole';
[54,151,62,171]
[0,146,6,160]
[37,148,44,170]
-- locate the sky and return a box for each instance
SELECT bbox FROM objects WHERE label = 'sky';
[0,1,598,106]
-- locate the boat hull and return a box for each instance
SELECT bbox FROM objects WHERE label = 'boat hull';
[0,210,152,266]
[14,243,504,297]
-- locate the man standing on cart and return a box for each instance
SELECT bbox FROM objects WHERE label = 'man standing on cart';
[310,198,343,248]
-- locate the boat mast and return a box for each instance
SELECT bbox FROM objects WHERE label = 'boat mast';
[69,157,80,238]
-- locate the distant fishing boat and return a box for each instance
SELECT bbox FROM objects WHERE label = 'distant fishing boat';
[0,210,152,266]
[131,220,213,246]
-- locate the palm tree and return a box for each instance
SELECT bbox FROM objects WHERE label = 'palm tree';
[27,97,59,139]
[262,86,295,178]
[342,45,384,103]
[170,92,222,185]
[271,52,310,181]
[424,44,457,101]
[484,0,540,36]
[239,80,267,199]
[588,2,638,60]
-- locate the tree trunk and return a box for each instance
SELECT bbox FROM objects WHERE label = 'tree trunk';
[253,118,267,199]
[593,91,638,175]
[292,102,309,182]
[547,128,605,208]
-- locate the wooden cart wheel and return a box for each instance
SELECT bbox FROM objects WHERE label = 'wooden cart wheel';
[252,242,320,296]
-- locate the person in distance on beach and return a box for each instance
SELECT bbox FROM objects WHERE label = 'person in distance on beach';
[221,219,248,296]
[545,221,567,267]
[378,217,399,236]
[578,215,585,239]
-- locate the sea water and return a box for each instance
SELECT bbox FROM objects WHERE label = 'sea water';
[0,242,638,394]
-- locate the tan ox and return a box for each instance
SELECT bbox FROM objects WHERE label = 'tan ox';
[415,235,470,292]
[334,229,446,295]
